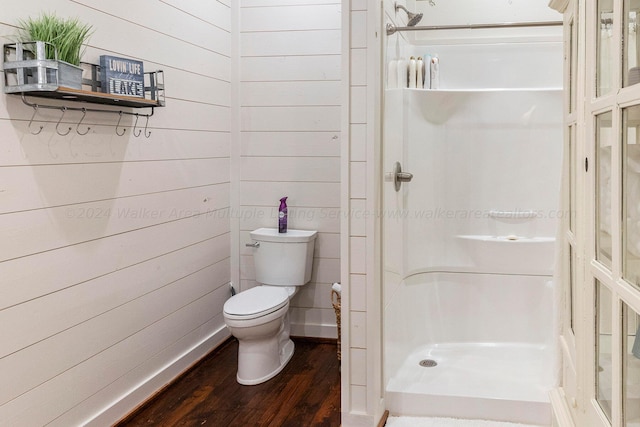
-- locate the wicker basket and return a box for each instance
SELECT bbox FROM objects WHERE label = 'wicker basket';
[331,288,341,360]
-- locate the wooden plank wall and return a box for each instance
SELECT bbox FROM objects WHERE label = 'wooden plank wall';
[0,1,232,425]
[238,0,342,339]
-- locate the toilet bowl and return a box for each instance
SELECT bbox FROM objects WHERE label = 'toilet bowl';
[223,228,317,385]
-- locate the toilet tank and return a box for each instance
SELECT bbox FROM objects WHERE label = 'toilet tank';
[249,228,317,286]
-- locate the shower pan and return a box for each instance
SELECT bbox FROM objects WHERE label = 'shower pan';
[382,30,563,425]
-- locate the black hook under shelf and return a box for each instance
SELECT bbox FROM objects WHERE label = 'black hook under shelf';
[20,93,155,137]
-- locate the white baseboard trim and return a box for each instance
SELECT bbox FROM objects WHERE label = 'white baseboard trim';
[549,388,575,427]
[86,326,231,426]
[291,321,338,339]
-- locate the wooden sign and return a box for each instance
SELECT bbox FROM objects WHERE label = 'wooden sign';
[100,55,144,98]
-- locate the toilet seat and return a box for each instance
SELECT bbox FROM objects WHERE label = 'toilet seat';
[223,286,289,321]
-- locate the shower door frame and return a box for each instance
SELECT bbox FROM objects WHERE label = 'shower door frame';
[380,20,565,427]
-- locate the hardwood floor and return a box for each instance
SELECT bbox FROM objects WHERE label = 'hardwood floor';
[117,338,341,427]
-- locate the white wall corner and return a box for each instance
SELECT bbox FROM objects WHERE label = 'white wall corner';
[230,1,241,290]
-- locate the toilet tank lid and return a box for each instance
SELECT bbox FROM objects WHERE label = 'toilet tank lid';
[250,228,317,243]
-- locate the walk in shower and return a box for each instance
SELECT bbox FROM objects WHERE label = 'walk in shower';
[382,8,564,425]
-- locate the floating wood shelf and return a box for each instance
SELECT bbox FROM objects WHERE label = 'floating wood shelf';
[3,42,165,112]
[3,42,165,137]
[17,85,164,108]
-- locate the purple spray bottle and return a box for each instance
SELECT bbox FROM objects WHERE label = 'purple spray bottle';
[278,197,288,233]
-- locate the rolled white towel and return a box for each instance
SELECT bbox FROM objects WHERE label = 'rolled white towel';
[332,282,342,294]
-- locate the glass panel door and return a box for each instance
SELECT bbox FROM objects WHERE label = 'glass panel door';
[624,0,640,87]
[623,302,640,426]
[596,280,614,421]
[572,0,640,424]
[571,125,577,233]
[571,245,578,333]
[623,105,640,289]
[597,111,613,268]
[570,18,577,112]
[597,0,614,96]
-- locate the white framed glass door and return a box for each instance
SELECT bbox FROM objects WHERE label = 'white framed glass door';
[581,0,640,425]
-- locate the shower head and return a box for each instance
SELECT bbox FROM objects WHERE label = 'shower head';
[395,3,423,27]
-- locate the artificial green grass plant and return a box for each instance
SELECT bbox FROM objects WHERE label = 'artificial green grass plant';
[18,13,93,66]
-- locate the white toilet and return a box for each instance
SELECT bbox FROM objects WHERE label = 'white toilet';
[223,227,317,385]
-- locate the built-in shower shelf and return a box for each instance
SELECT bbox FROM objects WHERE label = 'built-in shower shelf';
[388,87,562,124]
[457,234,556,275]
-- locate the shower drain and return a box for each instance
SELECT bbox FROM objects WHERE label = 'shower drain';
[418,359,438,367]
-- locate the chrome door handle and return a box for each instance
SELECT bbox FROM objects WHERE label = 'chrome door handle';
[392,162,413,191]
[396,172,413,182]
[245,242,260,248]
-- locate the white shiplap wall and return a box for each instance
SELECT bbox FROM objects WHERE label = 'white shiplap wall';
[238,1,342,338]
[0,1,232,425]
